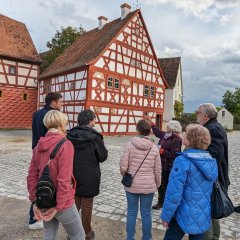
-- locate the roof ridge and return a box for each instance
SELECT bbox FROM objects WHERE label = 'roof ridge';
[0,14,25,26]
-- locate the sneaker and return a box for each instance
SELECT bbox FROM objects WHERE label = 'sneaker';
[29,220,44,230]
[234,206,240,214]
[152,202,163,210]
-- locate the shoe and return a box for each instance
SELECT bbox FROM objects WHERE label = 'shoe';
[86,231,95,240]
[152,202,163,210]
[234,206,240,213]
[28,220,43,230]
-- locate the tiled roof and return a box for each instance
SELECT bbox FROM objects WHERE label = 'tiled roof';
[40,10,139,78]
[0,14,42,64]
[158,57,181,88]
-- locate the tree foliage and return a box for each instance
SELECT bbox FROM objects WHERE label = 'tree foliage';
[40,26,86,73]
[222,88,240,123]
[174,100,184,118]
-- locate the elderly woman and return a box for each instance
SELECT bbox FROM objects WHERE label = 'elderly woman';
[27,110,85,240]
[147,119,182,210]
[120,119,161,240]
[161,124,218,240]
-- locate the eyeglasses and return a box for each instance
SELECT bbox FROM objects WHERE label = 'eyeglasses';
[195,111,203,115]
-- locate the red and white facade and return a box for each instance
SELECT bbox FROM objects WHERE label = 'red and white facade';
[0,15,41,128]
[0,59,39,128]
[39,6,167,135]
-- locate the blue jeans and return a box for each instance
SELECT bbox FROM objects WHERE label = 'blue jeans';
[29,202,37,224]
[125,191,154,240]
[164,219,204,240]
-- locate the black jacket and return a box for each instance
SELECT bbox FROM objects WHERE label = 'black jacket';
[204,118,230,190]
[32,106,53,149]
[67,126,108,197]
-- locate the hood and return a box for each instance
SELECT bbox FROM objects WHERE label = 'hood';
[131,136,154,151]
[180,149,218,181]
[37,131,65,152]
[67,126,102,145]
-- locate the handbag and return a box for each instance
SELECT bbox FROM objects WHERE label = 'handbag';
[36,138,66,209]
[211,180,234,219]
[121,148,151,187]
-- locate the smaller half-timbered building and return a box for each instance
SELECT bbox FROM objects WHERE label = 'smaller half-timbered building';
[0,14,42,128]
[158,57,183,123]
[40,4,168,135]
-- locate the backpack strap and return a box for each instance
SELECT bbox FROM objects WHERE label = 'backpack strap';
[49,138,67,160]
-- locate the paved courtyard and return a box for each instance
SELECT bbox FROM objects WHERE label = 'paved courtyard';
[0,130,239,239]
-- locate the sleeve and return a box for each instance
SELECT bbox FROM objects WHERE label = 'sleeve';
[208,127,224,164]
[154,152,161,188]
[27,149,39,202]
[119,143,131,176]
[55,141,74,211]
[151,125,166,139]
[94,136,108,163]
[161,156,189,223]
[161,138,182,158]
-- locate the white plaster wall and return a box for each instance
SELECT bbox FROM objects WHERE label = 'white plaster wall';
[217,109,234,130]
[163,88,174,122]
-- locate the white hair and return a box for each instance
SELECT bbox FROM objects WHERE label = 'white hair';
[166,120,182,133]
[197,103,218,119]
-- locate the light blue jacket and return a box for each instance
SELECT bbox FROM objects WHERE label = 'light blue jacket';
[161,148,218,234]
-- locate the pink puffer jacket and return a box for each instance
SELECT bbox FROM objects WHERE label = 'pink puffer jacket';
[120,136,161,194]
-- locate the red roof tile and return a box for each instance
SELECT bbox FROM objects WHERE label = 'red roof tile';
[40,10,139,78]
[0,14,42,64]
[158,57,181,88]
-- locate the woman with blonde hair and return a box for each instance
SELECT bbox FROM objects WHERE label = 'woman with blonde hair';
[27,110,85,240]
[146,118,182,210]
[161,124,218,240]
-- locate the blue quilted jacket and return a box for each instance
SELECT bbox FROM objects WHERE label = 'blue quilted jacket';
[161,148,218,234]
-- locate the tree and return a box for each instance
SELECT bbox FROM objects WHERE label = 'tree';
[174,100,184,118]
[222,88,240,123]
[40,26,85,73]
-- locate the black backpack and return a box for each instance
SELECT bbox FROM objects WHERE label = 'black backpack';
[36,138,66,209]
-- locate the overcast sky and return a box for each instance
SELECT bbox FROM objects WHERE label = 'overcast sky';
[1,0,240,112]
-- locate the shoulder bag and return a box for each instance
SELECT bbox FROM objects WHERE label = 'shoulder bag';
[35,138,66,209]
[121,148,152,187]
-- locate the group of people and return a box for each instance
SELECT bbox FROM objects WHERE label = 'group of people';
[27,92,108,240]
[119,103,230,240]
[26,92,230,240]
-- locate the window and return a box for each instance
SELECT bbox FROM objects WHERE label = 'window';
[9,66,16,75]
[114,79,119,89]
[43,80,51,93]
[150,86,155,98]
[0,90,2,97]
[144,85,149,97]
[133,27,140,36]
[222,111,225,117]
[23,93,28,101]
[130,59,141,69]
[107,77,113,88]
[70,82,75,90]
[61,83,65,91]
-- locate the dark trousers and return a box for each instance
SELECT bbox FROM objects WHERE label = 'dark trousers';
[164,219,204,240]
[158,169,171,204]
[75,196,94,239]
[29,202,37,224]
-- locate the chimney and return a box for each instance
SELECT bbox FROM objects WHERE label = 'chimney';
[121,3,131,20]
[98,16,108,30]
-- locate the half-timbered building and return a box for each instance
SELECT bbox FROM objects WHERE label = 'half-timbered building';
[40,4,167,135]
[158,57,183,124]
[0,14,42,128]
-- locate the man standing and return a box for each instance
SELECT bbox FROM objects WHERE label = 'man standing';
[29,92,63,229]
[196,103,230,240]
